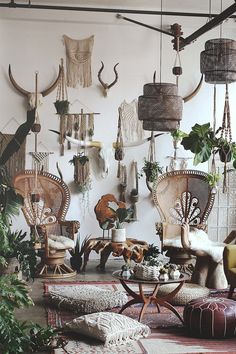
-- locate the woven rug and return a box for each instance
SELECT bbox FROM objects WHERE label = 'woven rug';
[44,281,236,354]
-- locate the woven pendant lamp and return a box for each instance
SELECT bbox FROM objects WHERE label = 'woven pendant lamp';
[138,82,183,132]
[200,38,236,84]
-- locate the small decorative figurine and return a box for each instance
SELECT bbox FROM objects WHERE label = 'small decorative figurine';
[121,264,133,279]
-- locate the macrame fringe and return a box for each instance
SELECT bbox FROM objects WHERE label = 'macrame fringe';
[105,326,151,347]
[63,34,94,88]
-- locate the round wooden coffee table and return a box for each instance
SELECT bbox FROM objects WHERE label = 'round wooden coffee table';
[112,270,189,323]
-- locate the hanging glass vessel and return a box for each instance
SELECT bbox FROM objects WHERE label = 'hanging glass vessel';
[200,38,236,84]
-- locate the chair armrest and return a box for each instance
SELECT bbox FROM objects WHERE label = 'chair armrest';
[223,245,236,270]
[58,220,80,235]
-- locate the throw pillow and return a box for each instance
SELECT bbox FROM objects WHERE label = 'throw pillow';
[47,285,128,314]
[65,312,151,346]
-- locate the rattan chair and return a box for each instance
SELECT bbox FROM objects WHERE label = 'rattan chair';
[13,170,80,278]
[152,169,228,288]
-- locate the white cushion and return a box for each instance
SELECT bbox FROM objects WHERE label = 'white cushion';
[65,312,150,346]
[164,229,225,263]
[48,234,74,250]
[47,285,128,313]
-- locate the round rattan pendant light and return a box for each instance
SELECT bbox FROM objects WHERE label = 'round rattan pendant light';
[200,0,236,84]
[138,1,183,132]
[200,38,236,84]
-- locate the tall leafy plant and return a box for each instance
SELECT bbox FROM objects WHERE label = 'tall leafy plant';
[0,275,64,354]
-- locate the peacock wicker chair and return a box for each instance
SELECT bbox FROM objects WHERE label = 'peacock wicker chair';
[152,169,216,271]
[13,170,80,278]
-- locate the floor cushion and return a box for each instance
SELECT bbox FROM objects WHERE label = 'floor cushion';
[157,282,210,305]
[47,284,128,314]
[184,297,236,338]
[65,312,151,346]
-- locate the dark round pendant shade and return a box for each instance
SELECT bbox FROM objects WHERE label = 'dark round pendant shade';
[138,83,183,132]
[200,38,236,84]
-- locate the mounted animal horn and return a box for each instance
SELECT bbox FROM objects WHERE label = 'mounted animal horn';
[8,65,62,108]
[97,61,119,97]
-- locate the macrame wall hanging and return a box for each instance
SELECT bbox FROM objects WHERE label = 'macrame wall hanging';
[59,110,95,155]
[129,160,139,221]
[220,83,232,193]
[115,108,124,178]
[63,34,94,88]
[30,152,53,173]
[119,99,144,143]
[0,132,26,179]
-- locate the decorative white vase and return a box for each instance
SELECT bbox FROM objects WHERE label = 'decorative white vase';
[112,228,126,242]
[159,272,169,281]
[169,269,181,280]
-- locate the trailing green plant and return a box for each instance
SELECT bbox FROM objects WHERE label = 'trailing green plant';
[181,122,236,168]
[206,172,221,188]
[0,275,64,354]
[171,129,188,143]
[69,153,89,166]
[140,158,163,183]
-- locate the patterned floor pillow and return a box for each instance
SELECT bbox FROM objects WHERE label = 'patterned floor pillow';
[47,285,128,314]
[65,312,151,346]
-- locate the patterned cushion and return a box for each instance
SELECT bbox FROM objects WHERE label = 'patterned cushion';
[65,312,151,346]
[157,283,210,305]
[184,297,236,338]
[47,285,128,314]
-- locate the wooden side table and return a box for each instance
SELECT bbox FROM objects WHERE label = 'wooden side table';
[80,238,148,272]
[112,270,189,323]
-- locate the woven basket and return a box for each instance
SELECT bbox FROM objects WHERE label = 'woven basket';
[157,283,210,305]
[133,264,160,281]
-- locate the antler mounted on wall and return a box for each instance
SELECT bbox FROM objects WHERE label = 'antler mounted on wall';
[8,64,62,109]
[97,61,119,97]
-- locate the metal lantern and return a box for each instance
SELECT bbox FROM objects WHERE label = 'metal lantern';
[138,83,183,132]
[200,38,236,84]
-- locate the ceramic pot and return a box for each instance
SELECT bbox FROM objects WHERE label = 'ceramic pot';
[112,228,126,242]
[159,272,169,281]
[169,269,181,280]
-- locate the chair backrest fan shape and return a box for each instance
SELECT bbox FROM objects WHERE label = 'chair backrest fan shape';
[152,170,216,230]
[13,170,70,227]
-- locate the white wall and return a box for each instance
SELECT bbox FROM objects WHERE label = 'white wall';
[0,7,236,255]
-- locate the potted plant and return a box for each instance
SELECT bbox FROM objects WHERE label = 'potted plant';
[140,158,163,183]
[110,206,132,242]
[69,153,91,193]
[0,167,37,280]
[181,122,236,167]
[54,99,70,115]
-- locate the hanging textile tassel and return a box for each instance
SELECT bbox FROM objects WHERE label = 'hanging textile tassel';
[66,114,74,150]
[88,113,94,140]
[115,108,124,178]
[74,114,80,140]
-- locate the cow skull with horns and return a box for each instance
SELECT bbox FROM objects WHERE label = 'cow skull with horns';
[97,61,119,97]
[65,134,162,178]
[8,64,62,109]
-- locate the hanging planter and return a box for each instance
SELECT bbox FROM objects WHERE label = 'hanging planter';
[69,153,91,193]
[200,38,236,84]
[138,82,183,131]
[54,100,70,115]
[54,58,70,115]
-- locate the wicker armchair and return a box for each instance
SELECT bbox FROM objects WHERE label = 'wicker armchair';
[13,170,80,278]
[152,169,228,289]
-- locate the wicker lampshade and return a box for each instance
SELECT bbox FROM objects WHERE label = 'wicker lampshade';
[200,38,236,84]
[138,83,183,132]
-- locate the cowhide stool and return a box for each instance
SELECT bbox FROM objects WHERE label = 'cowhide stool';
[184,297,236,338]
